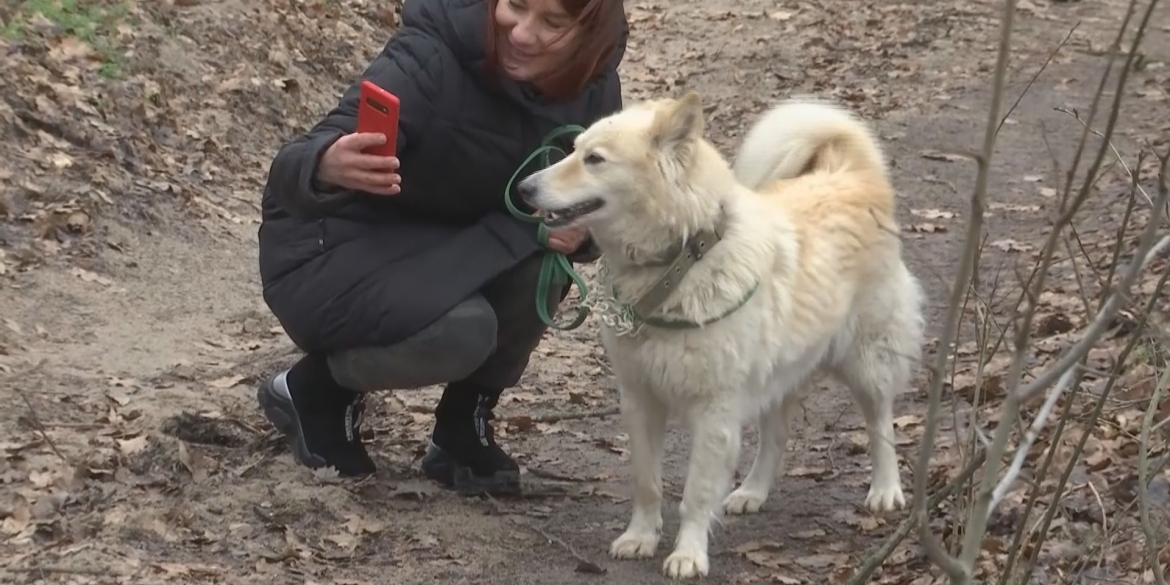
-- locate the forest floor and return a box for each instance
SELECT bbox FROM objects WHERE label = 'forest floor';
[1,0,1168,583]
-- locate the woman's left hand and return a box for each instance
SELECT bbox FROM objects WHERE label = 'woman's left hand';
[546,225,590,254]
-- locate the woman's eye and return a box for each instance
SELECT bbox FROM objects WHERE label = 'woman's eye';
[584,153,605,165]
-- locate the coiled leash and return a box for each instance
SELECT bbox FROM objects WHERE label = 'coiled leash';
[503,124,591,331]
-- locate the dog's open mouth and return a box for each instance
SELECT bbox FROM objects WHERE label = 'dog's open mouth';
[542,199,605,228]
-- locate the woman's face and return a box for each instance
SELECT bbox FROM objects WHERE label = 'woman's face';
[494,0,580,83]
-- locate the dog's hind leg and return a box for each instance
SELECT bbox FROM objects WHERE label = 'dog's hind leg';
[610,387,668,561]
[663,406,742,579]
[835,341,912,513]
[723,393,800,515]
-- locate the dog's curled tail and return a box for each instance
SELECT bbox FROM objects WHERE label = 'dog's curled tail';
[731,99,888,191]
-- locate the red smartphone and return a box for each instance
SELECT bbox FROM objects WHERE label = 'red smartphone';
[356,80,401,158]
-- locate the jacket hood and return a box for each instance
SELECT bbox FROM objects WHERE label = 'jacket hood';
[401,0,628,114]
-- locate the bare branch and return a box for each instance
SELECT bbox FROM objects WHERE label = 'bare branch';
[849,450,988,585]
[912,0,1023,580]
[1055,107,1155,207]
[989,367,1078,509]
[1138,365,1169,585]
[1019,261,1170,583]
[995,21,1081,138]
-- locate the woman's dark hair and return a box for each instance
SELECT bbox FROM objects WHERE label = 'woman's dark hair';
[484,0,625,102]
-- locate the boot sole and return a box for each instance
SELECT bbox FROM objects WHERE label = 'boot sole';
[420,443,522,496]
[257,376,329,470]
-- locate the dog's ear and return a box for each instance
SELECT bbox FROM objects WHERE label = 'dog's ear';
[651,91,704,149]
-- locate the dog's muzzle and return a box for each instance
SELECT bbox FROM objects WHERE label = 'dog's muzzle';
[517,176,539,207]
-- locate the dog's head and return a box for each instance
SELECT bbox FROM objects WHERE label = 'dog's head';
[517,91,711,235]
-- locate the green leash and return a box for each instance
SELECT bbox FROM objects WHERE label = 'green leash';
[504,124,591,331]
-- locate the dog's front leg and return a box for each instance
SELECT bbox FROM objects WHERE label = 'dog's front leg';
[664,411,741,579]
[610,389,668,560]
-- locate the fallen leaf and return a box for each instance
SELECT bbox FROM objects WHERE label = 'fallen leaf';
[207,374,245,389]
[989,202,1041,212]
[508,415,536,432]
[735,541,789,570]
[49,152,75,169]
[893,414,924,429]
[911,208,955,219]
[794,553,850,570]
[118,435,149,456]
[909,223,947,233]
[991,239,1032,253]
[791,528,827,540]
[177,441,215,482]
[29,469,55,488]
[343,513,385,535]
[324,532,359,551]
[835,509,885,531]
[921,150,966,162]
[0,498,31,535]
[390,480,442,500]
[71,267,114,286]
[787,466,835,479]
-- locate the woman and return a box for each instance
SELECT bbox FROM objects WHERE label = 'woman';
[255,0,627,495]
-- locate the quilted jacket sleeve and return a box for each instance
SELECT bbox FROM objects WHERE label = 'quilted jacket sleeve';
[262,30,443,219]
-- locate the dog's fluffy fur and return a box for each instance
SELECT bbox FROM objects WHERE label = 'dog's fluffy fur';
[518,92,925,579]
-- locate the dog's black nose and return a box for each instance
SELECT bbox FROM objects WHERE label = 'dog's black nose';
[517,178,537,205]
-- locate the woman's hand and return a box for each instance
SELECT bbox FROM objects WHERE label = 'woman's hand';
[315,133,402,195]
[546,225,590,254]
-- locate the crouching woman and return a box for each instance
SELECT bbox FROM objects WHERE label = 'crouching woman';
[255,0,627,495]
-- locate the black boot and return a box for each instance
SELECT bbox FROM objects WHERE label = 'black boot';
[420,383,521,495]
[257,353,376,477]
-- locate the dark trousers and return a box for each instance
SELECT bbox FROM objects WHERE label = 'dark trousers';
[323,253,562,393]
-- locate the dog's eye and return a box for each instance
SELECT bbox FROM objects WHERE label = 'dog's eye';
[584,152,606,165]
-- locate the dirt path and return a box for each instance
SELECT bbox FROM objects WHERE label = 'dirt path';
[2,0,1167,583]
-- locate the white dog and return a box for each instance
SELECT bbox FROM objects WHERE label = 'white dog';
[517,92,925,579]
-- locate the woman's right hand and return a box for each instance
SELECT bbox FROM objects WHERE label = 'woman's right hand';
[315,133,402,195]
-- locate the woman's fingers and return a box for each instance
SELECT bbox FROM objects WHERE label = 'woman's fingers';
[546,228,586,253]
[348,170,402,195]
[350,154,400,171]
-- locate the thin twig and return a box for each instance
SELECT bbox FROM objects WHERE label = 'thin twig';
[1019,264,1170,583]
[1015,231,1170,405]
[506,407,621,424]
[989,367,1080,510]
[518,519,607,574]
[12,361,69,464]
[1138,153,1170,585]
[1083,479,1109,540]
[1055,107,1156,208]
[912,0,1021,580]
[1139,366,1169,585]
[997,332,1089,581]
[2,565,115,576]
[995,21,1081,138]
[848,449,988,585]
[526,467,589,483]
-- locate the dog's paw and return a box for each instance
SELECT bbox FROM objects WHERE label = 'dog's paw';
[610,529,659,560]
[663,548,709,579]
[723,487,767,515]
[865,483,906,512]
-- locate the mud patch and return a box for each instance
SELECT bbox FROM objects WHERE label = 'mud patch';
[160,412,250,449]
